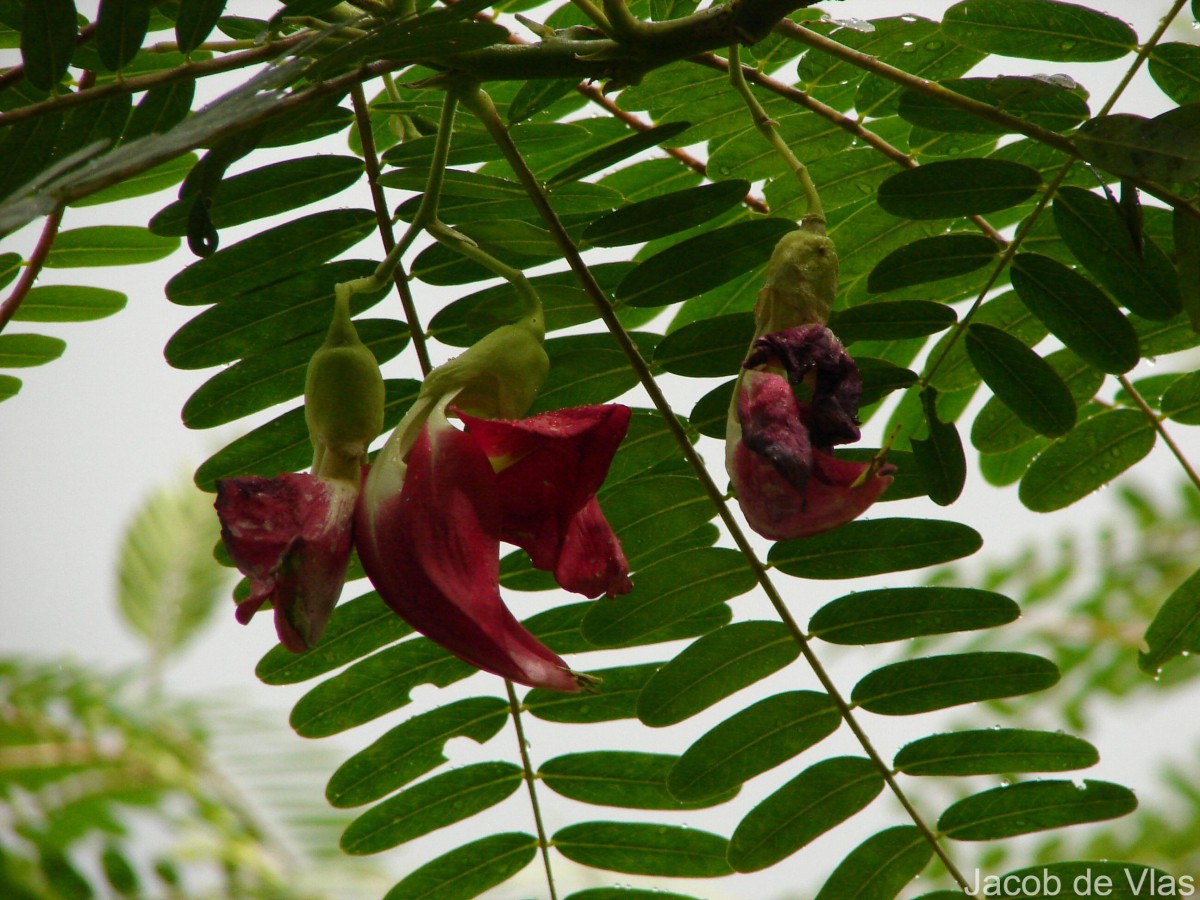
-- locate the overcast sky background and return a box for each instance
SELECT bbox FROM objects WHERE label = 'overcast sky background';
[3,2,1200,897]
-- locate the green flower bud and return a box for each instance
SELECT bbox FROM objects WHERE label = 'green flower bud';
[422,319,550,420]
[753,223,839,338]
[305,295,385,482]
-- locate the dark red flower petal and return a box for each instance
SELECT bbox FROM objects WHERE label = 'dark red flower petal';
[554,496,633,598]
[745,324,862,446]
[357,410,579,691]
[215,473,355,652]
[458,405,631,595]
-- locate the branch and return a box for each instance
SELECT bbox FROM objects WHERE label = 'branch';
[0,35,308,128]
[774,18,1200,222]
[0,205,64,334]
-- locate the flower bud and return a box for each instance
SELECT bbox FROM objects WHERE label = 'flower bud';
[305,295,385,482]
[422,319,549,420]
[753,224,839,337]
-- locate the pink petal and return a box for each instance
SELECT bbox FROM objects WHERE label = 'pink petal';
[357,410,578,691]
[215,473,355,652]
[458,405,631,595]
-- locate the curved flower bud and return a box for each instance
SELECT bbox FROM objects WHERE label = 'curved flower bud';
[727,325,894,541]
[357,397,581,692]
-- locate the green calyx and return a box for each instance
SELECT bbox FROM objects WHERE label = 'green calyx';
[422,316,549,420]
[753,224,839,337]
[305,291,386,482]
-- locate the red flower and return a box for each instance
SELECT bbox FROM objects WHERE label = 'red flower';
[215,473,357,652]
[727,325,893,541]
[356,398,631,692]
[215,292,383,651]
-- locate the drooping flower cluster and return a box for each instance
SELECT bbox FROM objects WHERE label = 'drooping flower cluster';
[215,302,631,692]
[726,224,893,540]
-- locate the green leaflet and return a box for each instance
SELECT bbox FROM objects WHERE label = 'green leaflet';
[525,663,660,724]
[1140,565,1200,675]
[668,691,840,802]
[582,548,756,646]
[165,260,392,370]
[653,311,753,377]
[939,780,1137,840]
[10,285,126,322]
[829,300,957,343]
[546,121,691,187]
[1149,42,1200,105]
[1009,252,1140,374]
[877,158,1040,219]
[815,826,932,900]
[867,233,999,293]
[1018,408,1156,512]
[965,323,1077,437]
[166,209,376,305]
[636,621,799,727]
[729,756,884,872]
[383,832,537,900]
[0,333,66,367]
[894,728,1099,776]
[583,180,750,248]
[553,822,733,878]
[616,218,797,307]
[852,652,1060,715]
[1052,186,1180,321]
[809,586,1019,644]
[20,0,77,90]
[941,0,1136,62]
[522,599,731,654]
[0,375,20,402]
[530,331,660,412]
[341,762,523,855]
[971,347,1102,454]
[96,0,150,71]
[913,385,967,505]
[1075,105,1200,184]
[769,518,983,579]
[539,752,736,810]
[150,156,364,235]
[174,0,226,53]
[325,697,509,808]
[898,76,1091,135]
[45,226,178,268]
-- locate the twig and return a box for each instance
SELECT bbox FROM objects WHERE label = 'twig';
[1119,375,1200,495]
[726,44,822,222]
[0,35,308,127]
[773,17,1200,222]
[575,81,769,213]
[0,206,65,334]
[505,681,558,900]
[349,82,433,375]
